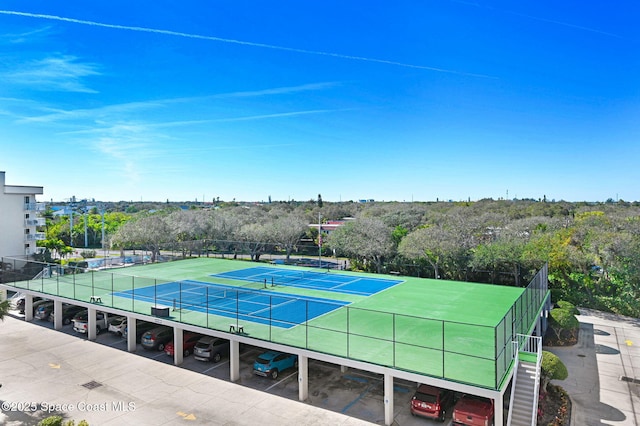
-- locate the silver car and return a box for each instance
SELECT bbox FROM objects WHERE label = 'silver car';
[193,336,229,362]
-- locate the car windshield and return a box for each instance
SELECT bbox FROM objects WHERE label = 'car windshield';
[415,392,437,403]
[255,357,270,366]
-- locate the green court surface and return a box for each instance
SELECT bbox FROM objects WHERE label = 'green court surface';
[8,257,547,390]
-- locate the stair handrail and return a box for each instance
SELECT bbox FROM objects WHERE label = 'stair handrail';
[508,334,543,425]
[506,339,520,425]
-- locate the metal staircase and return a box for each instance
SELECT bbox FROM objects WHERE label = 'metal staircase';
[508,334,542,426]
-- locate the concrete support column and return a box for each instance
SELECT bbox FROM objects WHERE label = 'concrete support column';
[25,295,34,321]
[495,395,504,426]
[230,340,240,382]
[298,355,308,401]
[87,307,97,340]
[0,288,7,301]
[340,365,348,373]
[127,316,137,352]
[174,327,184,365]
[384,373,394,426]
[53,300,63,330]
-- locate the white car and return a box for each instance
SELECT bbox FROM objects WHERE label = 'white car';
[108,316,127,335]
[72,312,123,334]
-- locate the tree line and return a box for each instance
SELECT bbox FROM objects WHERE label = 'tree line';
[38,198,640,317]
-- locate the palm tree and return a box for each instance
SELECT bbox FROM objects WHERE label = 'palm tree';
[0,298,10,321]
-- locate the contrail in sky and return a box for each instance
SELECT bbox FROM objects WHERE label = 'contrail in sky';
[0,10,494,78]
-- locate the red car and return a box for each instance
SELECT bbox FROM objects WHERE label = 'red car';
[410,384,454,422]
[452,395,494,426]
[164,332,203,357]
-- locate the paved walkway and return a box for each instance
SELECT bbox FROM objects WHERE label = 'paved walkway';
[546,308,640,426]
[0,316,373,426]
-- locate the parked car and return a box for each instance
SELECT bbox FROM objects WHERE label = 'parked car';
[122,320,157,342]
[193,336,229,362]
[72,311,124,334]
[253,351,298,379]
[140,326,173,351]
[49,304,84,325]
[452,395,494,426]
[12,295,43,314]
[30,299,51,315]
[164,332,203,357]
[34,301,55,320]
[107,316,127,335]
[410,384,454,422]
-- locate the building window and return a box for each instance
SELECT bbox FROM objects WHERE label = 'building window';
[25,213,30,219]
[24,196,30,204]
[25,228,30,234]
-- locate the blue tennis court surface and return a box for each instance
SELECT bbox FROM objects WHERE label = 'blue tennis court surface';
[113,280,349,329]
[213,266,403,296]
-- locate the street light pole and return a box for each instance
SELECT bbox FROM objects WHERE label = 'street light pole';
[318,212,322,268]
[69,201,74,248]
[83,203,88,248]
[98,203,106,259]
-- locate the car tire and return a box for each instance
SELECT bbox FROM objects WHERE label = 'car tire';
[184,349,190,357]
[213,353,222,363]
[270,369,279,380]
[96,326,102,335]
[158,343,165,351]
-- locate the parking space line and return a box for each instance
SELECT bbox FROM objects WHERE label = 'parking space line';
[341,383,376,414]
[265,371,298,391]
[202,361,229,374]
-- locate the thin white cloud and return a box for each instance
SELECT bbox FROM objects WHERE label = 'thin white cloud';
[0,10,494,78]
[16,82,337,123]
[3,54,100,93]
[449,0,628,40]
[0,25,53,43]
[219,83,339,98]
[209,109,342,123]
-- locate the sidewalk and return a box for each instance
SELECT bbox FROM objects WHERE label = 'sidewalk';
[546,308,640,426]
[0,316,374,426]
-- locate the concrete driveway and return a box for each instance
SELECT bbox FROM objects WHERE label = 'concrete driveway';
[546,308,640,426]
[0,315,374,426]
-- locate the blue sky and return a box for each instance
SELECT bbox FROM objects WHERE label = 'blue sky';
[1,1,638,203]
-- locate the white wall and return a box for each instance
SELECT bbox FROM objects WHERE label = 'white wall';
[0,172,44,258]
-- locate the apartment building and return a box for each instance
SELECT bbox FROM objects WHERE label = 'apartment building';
[0,171,45,258]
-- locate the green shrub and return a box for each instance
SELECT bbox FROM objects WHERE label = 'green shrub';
[556,300,580,315]
[37,416,88,426]
[549,308,579,329]
[38,416,63,426]
[541,350,568,393]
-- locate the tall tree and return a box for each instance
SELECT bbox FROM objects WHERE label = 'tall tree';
[398,225,460,279]
[270,214,309,261]
[327,217,394,273]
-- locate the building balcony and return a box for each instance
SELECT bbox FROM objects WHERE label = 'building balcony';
[25,233,46,242]
[25,218,46,227]
[24,202,46,212]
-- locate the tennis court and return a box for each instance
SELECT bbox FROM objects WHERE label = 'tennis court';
[3,257,549,390]
[213,266,403,296]
[114,280,349,329]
